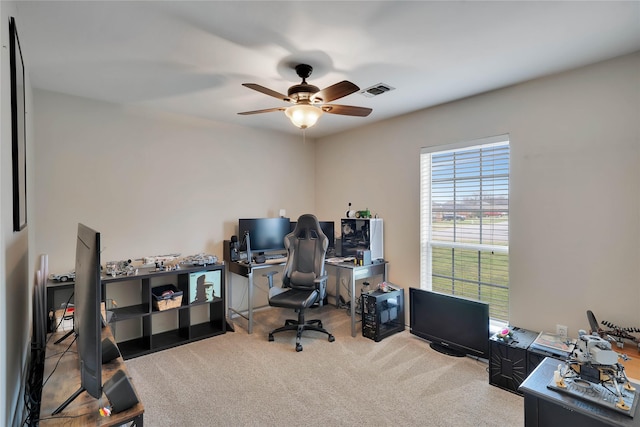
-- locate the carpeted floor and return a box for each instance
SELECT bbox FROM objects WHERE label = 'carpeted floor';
[125,305,523,426]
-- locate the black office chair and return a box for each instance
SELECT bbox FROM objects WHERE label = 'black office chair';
[267,214,335,352]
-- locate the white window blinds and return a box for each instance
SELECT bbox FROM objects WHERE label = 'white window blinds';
[420,135,510,321]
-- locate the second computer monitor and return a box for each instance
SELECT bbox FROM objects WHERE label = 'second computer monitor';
[289,220,335,249]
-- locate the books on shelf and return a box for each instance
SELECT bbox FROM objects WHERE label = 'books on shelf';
[529,331,576,357]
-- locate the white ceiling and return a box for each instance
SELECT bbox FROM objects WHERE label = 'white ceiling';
[14,1,640,138]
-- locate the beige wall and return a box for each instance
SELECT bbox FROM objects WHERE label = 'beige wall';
[1,2,36,425]
[34,53,640,338]
[34,91,318,271]
[34,90,321,313]
[315,52,640,337]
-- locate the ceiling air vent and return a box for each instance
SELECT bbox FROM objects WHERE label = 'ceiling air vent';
[360,83,395,98]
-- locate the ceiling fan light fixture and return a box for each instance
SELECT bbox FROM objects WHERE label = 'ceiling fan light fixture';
[285,104,323,129]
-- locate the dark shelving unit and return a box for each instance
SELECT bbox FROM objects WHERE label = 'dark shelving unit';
[102,263,226,359]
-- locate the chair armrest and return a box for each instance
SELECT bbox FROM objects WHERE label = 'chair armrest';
[313,274,328,286]
[262,271,279,289]
[313,274,329,306]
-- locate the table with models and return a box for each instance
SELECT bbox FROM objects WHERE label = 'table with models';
[519,356,640,427]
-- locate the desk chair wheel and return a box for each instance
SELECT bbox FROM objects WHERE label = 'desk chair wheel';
[296,344,303,352]
[268,333,274,342]
[328,334,335,342]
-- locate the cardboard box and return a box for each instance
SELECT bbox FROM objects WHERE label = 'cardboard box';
[55,308,74,331]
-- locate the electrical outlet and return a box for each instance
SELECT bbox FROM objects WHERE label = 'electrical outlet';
[556,324,568,339]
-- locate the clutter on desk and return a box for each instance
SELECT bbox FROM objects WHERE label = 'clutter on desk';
[102,252,220,277]
[53,303,75,331]
[378,282,398,292]
[181,253,218,266]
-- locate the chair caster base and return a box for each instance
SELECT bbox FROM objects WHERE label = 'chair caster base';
[296,344,303,352]
[268,334,274,342]
[328,335,335,342]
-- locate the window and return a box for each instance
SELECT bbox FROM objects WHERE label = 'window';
[420,135,510,322]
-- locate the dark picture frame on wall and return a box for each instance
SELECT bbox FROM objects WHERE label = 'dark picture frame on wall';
[10,17,27,231]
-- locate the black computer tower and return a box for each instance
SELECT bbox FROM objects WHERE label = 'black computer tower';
[489,327,539,395]
[361,286,404,342]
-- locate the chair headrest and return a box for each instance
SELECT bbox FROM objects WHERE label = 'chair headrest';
[291,214,325,241]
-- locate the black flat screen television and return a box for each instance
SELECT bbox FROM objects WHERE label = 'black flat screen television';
[239,218,290,253]
[53,223,103,414]
[409,287,489,359]
[290,220,335,249]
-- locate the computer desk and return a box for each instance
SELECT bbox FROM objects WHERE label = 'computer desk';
[226,258,286,334]
[324,260,388,337]
[226,258,388,337]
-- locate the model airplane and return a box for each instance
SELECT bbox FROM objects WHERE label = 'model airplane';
[588,309,640,350]
[180,253,218,266]
[137,253,181,267]
[105,259,136,277]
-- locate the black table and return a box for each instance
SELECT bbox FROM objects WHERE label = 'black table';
[519,356,640,427]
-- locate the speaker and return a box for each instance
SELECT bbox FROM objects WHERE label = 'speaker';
[229,236,240,261]
[103,369,139,413]
[102,337,121,364]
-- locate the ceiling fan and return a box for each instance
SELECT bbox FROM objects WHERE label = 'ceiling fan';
[238,64,372,129]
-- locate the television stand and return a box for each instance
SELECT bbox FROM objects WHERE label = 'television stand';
[40,329,144,426]
[430,342,466,357]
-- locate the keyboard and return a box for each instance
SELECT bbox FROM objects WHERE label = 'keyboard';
[264,253,286,260]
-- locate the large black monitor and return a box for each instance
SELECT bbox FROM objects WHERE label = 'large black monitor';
[239,218,290,253]
[409,287,489,359]
[319,221,335,249]
[53,223,103,414]
[290,220,335,249]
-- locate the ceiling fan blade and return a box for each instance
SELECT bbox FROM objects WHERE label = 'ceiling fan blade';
[242,83,290,102]
[321,104,372,117]
[312,81,360,103]
[237,107,286,115]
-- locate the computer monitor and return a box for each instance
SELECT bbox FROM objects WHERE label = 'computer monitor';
[53,223,103,415]
[238,218,290,253]
[289,220,335,249]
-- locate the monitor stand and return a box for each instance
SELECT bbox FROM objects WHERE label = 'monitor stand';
[52,386,86,415]
[430,342,466,357]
